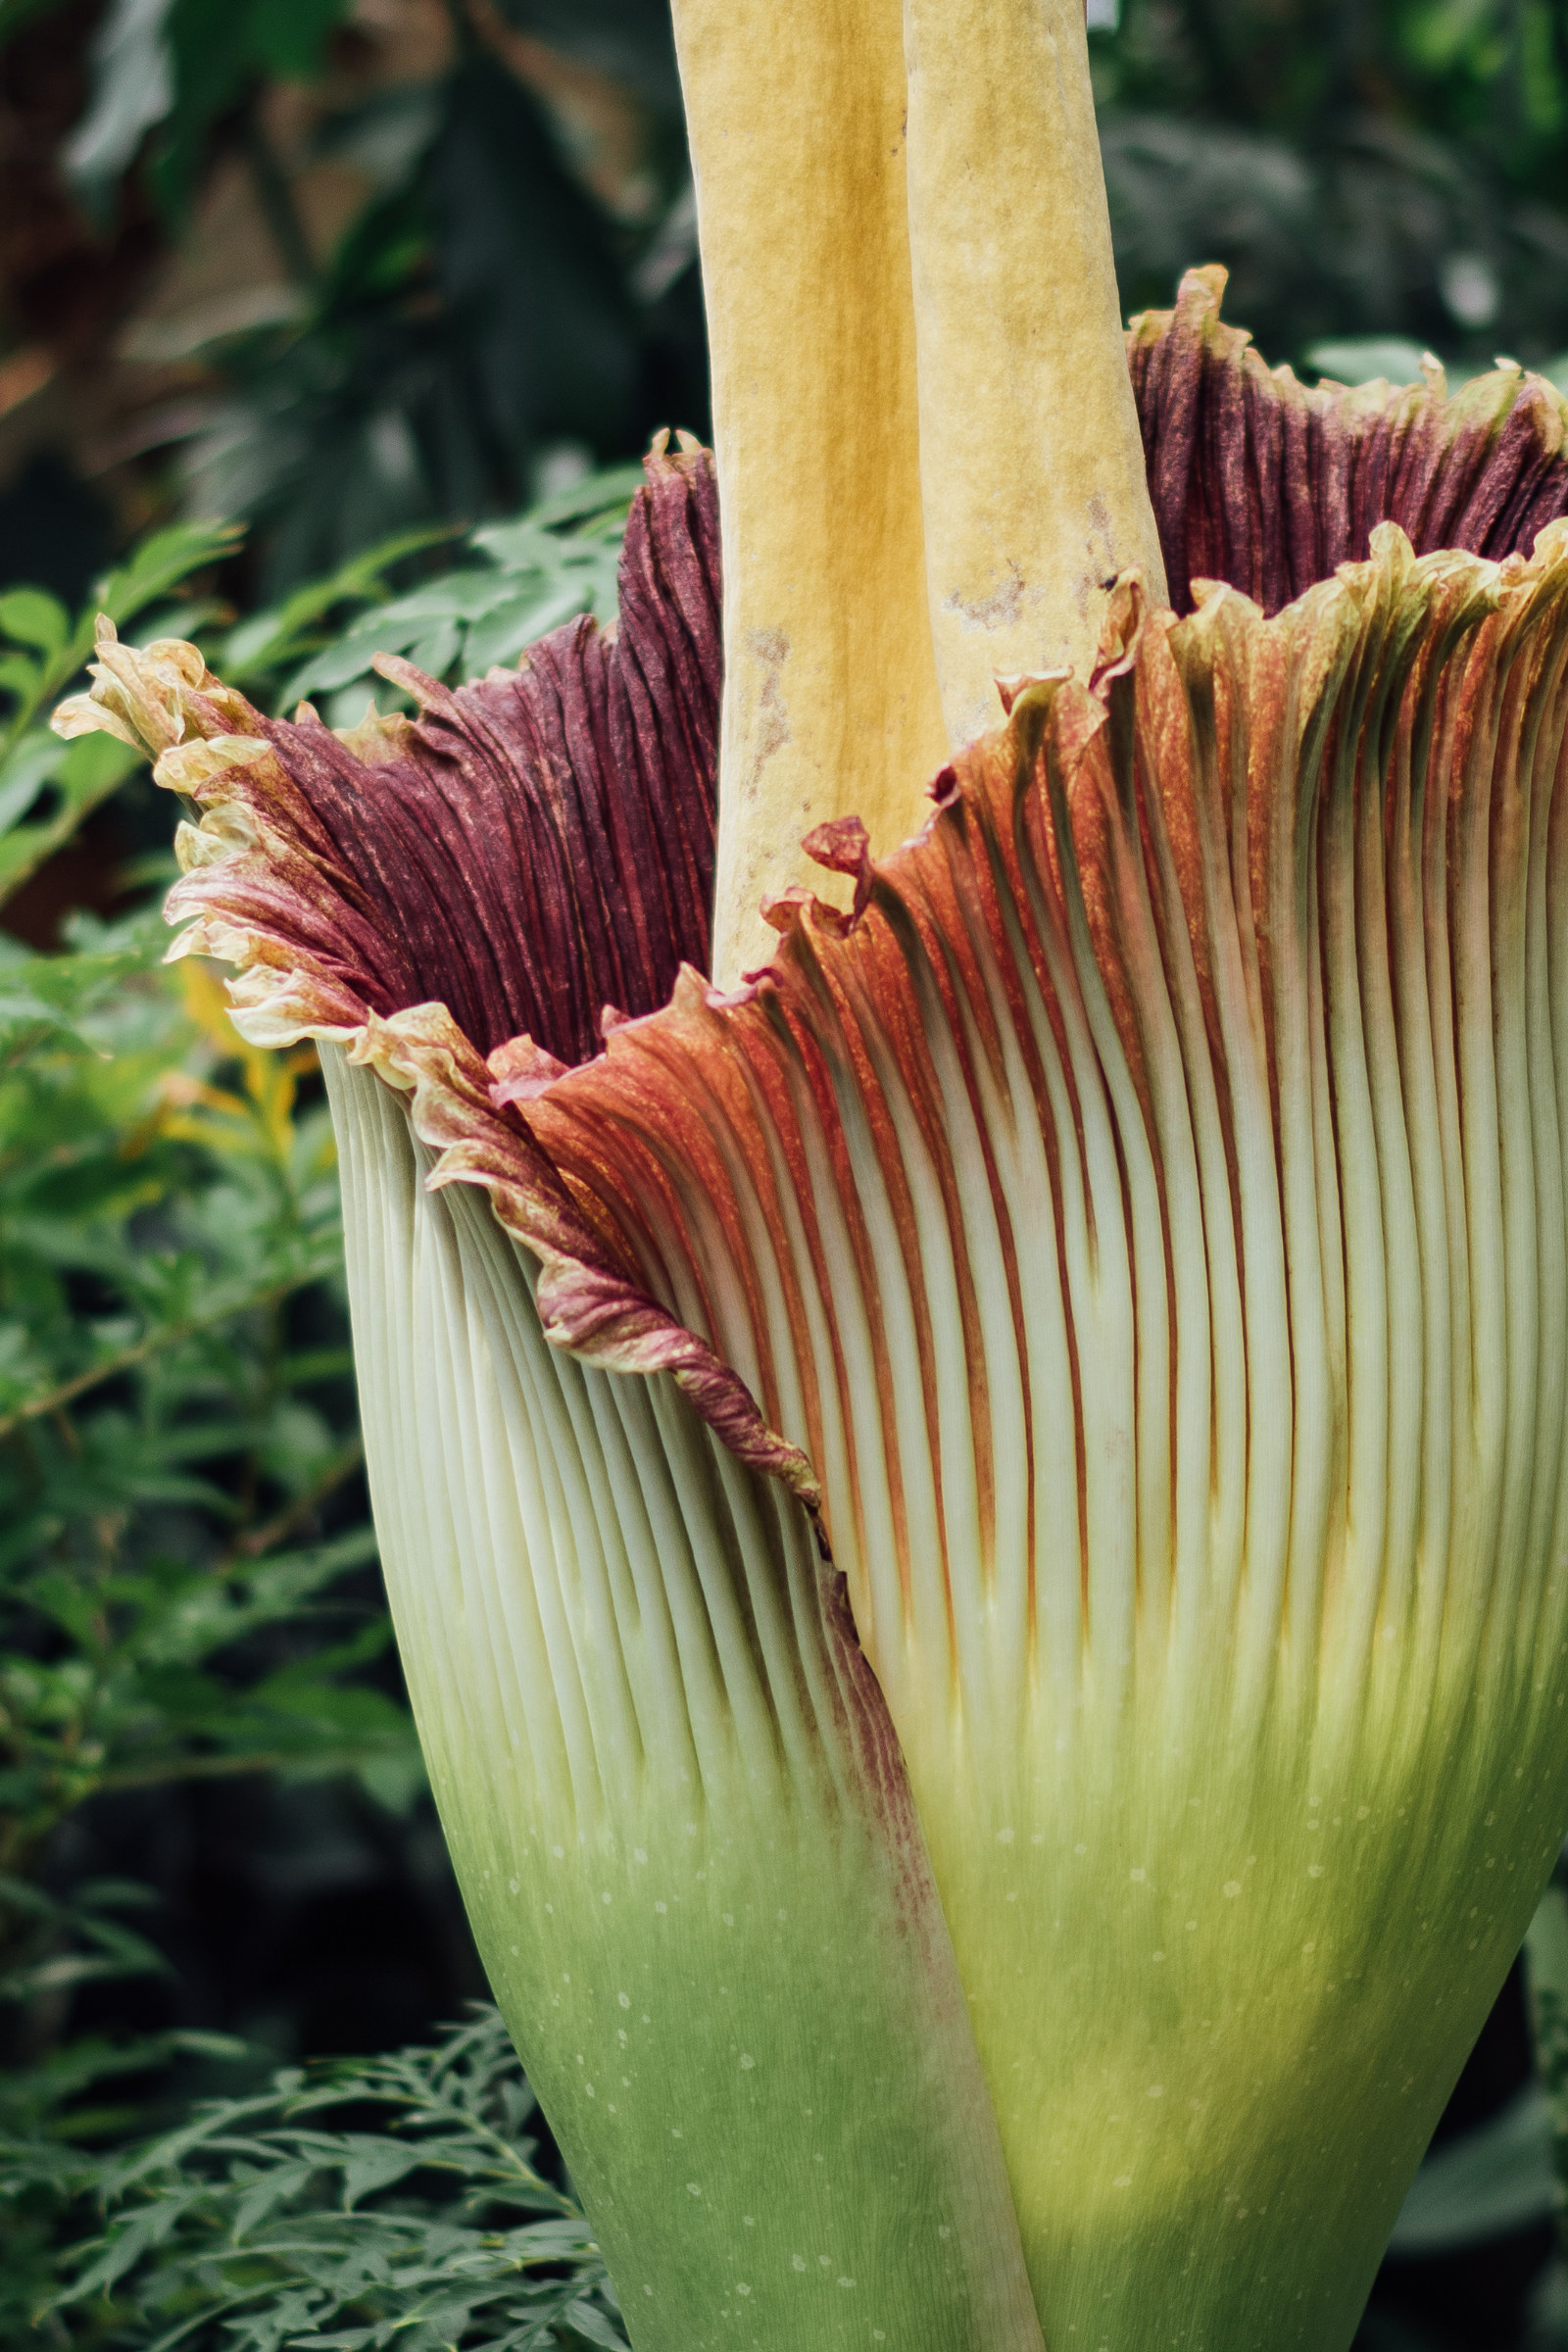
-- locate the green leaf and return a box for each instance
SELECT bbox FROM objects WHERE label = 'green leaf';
[0,730,139,902]
[0,588,70,657]
[516,462,645,532]
[63,0,176,197]
[248,0,349,80]
[220,521,457,687]
[0,732,61,836]
[0,651,41,702]
[97,517,244,631]
[1387,2087,1554,2252]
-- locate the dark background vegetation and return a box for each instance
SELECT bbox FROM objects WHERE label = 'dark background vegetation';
[4,1,1568,2344]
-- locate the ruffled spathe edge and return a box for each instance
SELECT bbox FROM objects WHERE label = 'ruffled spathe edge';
[51,575,818,1517]
[506,514,1568,1737]
[1129,265,1568,615]
[55,511,1568,1688]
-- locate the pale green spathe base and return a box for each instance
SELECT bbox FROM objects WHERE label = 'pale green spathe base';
[906,1642,1568,2351]
[323,1044,1044,2352]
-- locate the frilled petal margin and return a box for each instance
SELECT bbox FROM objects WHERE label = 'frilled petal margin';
[439,527,1568,2346]
[61,436,722,1068]
[1131,265,1568,614]
[55,457,1045,2352]
[56,445,808,1502]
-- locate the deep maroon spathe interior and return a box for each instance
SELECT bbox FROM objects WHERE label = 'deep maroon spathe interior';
[221,291,1568,1076]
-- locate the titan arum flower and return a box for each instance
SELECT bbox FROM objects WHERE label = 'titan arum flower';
[55,0,1568,2343]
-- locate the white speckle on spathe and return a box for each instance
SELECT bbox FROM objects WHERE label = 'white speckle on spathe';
[838,2277,856,2288]
[1074,1842,1088,1855]
[585,2083,595,2098]
[552,1845,564,1859]
[1356,1807,1370,1820]
[510,1944,518,1955]
[544,1903,553,1915]
[1301,1940,1316,1955]
[686,2181,702,2197]
[1152,1950,1165,1963]
[1113,2175,1132,2189]
[1149,2084,1164,2099]
[602,1891,613,1905]
[1223,1881,1242,1898]
[792,2256,808,2273]
[508,1877,519,1894]
[1130,1868,1146,1884]
[1186,1919,1198,1931]
[619,1992,631,2008]
[740,2052,756,2069]
[938,2227,952,2240]
[997,1827,1014,1844]
[743,2216,755,2227]
[1307,1864,1324,1880]
[634,1847,647,1863]
[737,2282,752,2296]
[818,2255,831,2268]
[723,1913,734,1927]
[776,1908,788,1922]
[656,1901,667,1915]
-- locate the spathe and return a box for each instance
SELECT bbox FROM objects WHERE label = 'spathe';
[53,292,1568,2347]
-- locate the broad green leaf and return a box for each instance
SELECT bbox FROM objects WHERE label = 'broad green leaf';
[220,522,457,685]
[248,0,350,79]
[0,731,140,904]
[97,517,244,630]
[0,587,70,657]
[1388,2087,1554,2252]
[0,731,64,835]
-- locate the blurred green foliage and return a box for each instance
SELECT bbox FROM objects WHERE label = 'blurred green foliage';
[1095,0,1568,370]
[11,2007,624,2350]
[42,0,701,596]
[12,0,1568,592]
[0,471,639,2337]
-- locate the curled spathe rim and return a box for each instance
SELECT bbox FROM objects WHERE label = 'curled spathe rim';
[57,503,1568,1711]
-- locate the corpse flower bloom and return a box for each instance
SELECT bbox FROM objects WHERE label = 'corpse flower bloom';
[55,0,1568,2343]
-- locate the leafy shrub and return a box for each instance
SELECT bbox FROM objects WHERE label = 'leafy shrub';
[32,2005,625,2352]
[0,474,639,2336]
